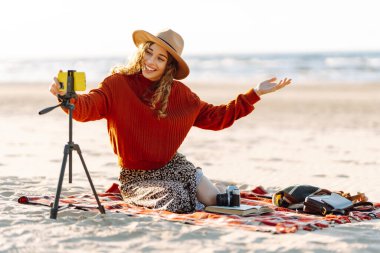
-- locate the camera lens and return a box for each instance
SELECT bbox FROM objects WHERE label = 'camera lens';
[216,193,229,206]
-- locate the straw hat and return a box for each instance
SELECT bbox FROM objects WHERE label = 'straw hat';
[132,29,190,80]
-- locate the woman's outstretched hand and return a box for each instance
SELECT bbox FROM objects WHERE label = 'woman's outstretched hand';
[254,77,292,96]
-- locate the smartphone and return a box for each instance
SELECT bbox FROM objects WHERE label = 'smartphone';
[57,71,86,92]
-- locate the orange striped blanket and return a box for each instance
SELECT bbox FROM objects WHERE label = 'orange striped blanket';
[18,183,380,234]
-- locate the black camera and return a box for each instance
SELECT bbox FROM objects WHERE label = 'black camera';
[216,185,240,207]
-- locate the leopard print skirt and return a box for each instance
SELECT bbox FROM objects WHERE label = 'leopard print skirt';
[119,153,203,213]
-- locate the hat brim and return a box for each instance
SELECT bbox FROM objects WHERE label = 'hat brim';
[132,30,189,80]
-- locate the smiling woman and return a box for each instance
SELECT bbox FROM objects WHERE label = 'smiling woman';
[48,28,291,214]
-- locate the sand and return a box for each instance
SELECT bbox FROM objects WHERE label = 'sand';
[1,81,380,252]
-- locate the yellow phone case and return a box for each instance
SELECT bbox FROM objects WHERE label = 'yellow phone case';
[58,72,86,92]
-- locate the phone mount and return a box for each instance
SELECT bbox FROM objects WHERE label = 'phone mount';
[39,70,105,219]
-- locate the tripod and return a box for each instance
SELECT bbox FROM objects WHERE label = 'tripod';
[39,70,105,219]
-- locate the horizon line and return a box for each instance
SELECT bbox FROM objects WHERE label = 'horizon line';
[1,50,380,61]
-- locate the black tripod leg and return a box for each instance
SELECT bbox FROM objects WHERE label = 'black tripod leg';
[50,145,70,219]
[69,144,73,183]
[74,144,106,214]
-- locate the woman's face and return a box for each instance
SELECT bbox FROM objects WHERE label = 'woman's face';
[142,43,168,81]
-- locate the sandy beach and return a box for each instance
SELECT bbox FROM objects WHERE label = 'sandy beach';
[1,81,380,252]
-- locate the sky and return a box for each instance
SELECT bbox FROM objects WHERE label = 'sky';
[1,0,380,59]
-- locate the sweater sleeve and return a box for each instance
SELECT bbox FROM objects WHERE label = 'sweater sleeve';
[193,88,260,130]
[64,79,113,122]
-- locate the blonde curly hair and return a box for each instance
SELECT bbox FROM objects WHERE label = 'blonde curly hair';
[111,42,177,118]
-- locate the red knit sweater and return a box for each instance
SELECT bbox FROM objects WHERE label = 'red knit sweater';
[68,73,260,170]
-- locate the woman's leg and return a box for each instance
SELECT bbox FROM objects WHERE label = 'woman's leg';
[120,180,194,213]
[196,174,220,206]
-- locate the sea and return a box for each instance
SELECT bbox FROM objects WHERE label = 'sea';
[1,51,380,85]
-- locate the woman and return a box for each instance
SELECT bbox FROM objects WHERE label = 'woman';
[49,29,291,213]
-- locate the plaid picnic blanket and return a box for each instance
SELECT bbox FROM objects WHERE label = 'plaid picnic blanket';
[18,183,380,234]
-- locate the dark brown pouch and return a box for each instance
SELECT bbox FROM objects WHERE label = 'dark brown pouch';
[303,193,353,216]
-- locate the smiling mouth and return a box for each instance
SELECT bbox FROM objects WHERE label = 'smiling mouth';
[144,65,156,72]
